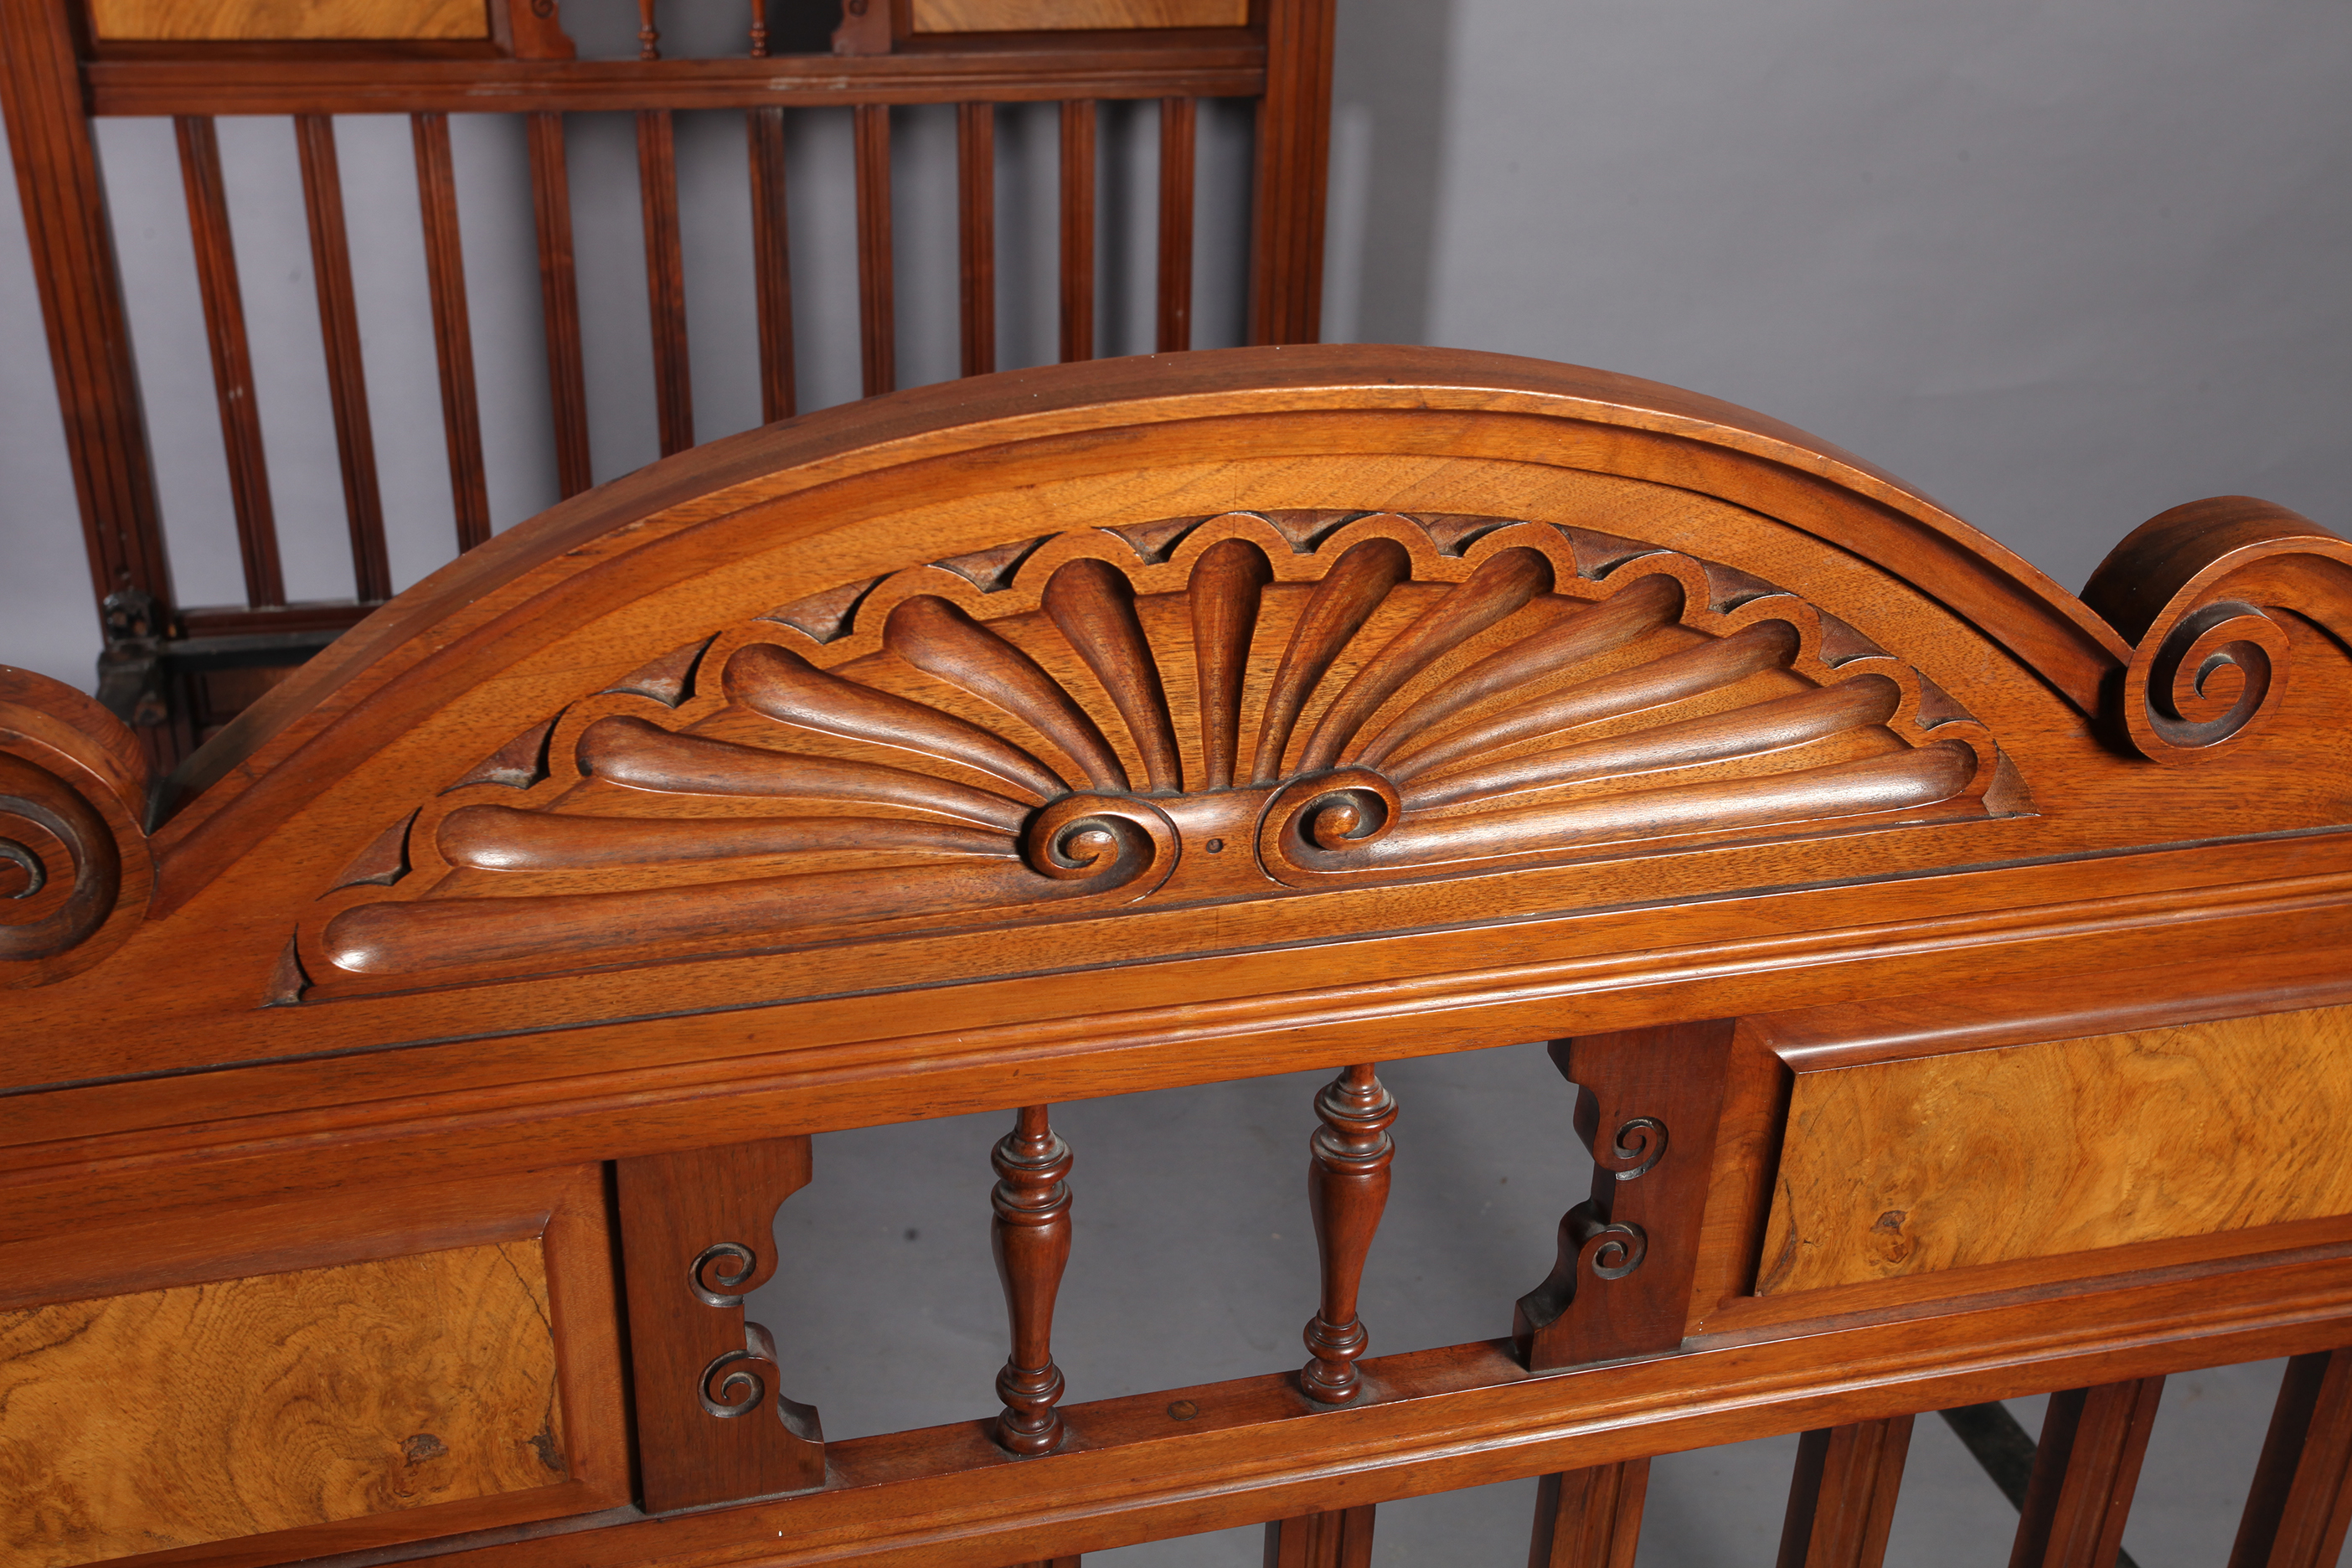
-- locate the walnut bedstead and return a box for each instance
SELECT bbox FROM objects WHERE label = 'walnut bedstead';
[5,345,2352,1568]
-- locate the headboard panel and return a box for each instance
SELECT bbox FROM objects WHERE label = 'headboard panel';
[6,343,2351,1219]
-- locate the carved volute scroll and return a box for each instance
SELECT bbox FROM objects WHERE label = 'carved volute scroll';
[614,1137,824,1513]
[297,510,2016,996]
[2084,496,2352,764]
[1516,1022,1734,1373]
[1,669,153,988]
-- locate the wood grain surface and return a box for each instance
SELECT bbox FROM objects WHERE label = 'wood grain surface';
[913,0,1245,32]
[0,1242,566,1568]
[89,0,489,40]
[1761,1004,2352,1293]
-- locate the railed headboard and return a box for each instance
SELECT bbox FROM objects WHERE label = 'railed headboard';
[5,345,2351,1568]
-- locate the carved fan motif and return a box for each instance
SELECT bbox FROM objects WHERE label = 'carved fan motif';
[304,512,2017,989]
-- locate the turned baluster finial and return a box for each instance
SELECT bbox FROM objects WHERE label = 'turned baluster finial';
[637,0,660,59]
[1301,1064,1396,1404]
[993,1104,1075,1454]
[748,0,768,57]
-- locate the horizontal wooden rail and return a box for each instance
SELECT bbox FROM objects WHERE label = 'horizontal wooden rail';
[85,49,1265,116]
[424,1256,2352,1568]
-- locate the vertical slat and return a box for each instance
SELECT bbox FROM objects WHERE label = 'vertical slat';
[637,108,694,456]
[1265,1506,1375,1568]
[2009,1378,2166,1568]
[0,0,178,637]
[1529,1460,1648,1568]
[1156,95,1196,353]
[526,111,593,498]
[1299,1064,1395,1404]
[746,106,797,424]
[1058,99,1096,364]
[2230,1349,2352,1568]
[410,111,492,553]
[175,116,284,610]
[956,101,996,379]
[992,1106,1073,1455]
[1249,0,1336,344]
[292,114,389,604]
[853,102,895,396]
[1777,1416,1915,1568]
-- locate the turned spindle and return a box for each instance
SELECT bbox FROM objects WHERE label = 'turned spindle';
[993,1104,1074,1454]
[1301,1064,1396,1404]
[747,0,768,57]
[637,0,660,59]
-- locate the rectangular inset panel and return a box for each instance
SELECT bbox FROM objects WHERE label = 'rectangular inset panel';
[1759,1005,2352,1294]
[89,0,489,41]
[1,1241,565,1568]
[912,0,1246,33]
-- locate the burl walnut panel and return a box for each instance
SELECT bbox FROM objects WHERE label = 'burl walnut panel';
[912,0,1248,30]
[1759,1004,2352,1294]
[86,0,490,40]
[0,1243,567,1568]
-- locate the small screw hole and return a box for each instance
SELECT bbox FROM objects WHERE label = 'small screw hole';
[1204,838,1225,853]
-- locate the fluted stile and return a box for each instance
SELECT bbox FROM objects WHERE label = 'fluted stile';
[993,1105,1075,1454]
[1302,1065,1396,1404]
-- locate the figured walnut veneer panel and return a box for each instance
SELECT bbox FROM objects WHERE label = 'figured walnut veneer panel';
[0,1242,567,1568]
[1759,1006,2352,1294]
[87,0,489,41]
[912,0,1246,32]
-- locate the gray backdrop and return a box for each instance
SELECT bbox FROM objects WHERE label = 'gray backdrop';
[0,3,2344,1562]
[3,0,2346,686]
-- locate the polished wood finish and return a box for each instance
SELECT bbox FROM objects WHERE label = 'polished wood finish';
[1156,95,1195,350]
[747,106,797,426]
[993,1105,1075,1454]
[2009,1379,2165,1568]
[1762,1004,2352,1294]
[916,0,1246,30]
[177,113,284,610]
[1060,99,1096,362]
[2,1242,564,1566]
[1517,1023,1733,1370]
[12,0,1330,761]
[2231,1349,2352,1568]
[1263,1505,1375,1568]
[0,0,173,652]
[0,1165,627,1568]
[85,50,1268,117]
[527,111,594,500]
[1250,0,1333,343]
[6,348,2348,1568]
[638,108,694,457]
[615,1135,825,1513]
[1777,1417,1913,1568]
[412,111,491,552]
[854,103,895,396]
[294,112,392,604]
[90,0,489,40]
[1300,1064,1394,1403]
[1528,1461,1647,1568]
[957,101,997,378]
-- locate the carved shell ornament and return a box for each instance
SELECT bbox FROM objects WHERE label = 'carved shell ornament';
[302,512,2015,990]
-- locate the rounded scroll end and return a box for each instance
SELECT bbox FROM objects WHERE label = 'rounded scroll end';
[1,668,154,987]
[2084,498,2352,765]
[1022,793,1177,900]
[1258,768,1402,879]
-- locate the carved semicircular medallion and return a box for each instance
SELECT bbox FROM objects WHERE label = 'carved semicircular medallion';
[302,511,2021,992]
